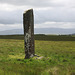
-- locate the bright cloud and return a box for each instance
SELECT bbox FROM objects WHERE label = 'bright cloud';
[35,22,75,29]
[0,0,75,31]
[0,24,23,31]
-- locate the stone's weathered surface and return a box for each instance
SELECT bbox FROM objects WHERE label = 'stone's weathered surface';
[23,9,35,59]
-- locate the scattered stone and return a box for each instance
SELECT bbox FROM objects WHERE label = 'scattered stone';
[35,56,44,60]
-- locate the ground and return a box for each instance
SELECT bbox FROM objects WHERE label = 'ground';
[0,35,75,75]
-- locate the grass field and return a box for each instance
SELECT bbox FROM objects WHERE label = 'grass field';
[0,35,75,75]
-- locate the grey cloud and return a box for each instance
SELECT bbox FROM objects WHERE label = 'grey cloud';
[0,0,75,29]
[0,10,22,24]
[0,7,75,25]
[0,0,64,7]
[34,8,75,24]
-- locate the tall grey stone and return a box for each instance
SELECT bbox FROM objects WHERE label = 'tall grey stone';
[23,9,35,59]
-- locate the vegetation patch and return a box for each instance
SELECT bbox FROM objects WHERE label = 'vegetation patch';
[0,35,75,75]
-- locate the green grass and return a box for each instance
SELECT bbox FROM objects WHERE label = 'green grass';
[0,35,75,75]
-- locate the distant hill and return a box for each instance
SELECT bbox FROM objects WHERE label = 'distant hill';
[70,33,75,35]
[0,29,23,35]
[0,28,75,35]
[34,28,75,35]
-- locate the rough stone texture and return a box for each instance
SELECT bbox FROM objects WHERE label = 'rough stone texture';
[23,9,35,59]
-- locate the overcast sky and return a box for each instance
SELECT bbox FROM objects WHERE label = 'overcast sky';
[0,0,75,31]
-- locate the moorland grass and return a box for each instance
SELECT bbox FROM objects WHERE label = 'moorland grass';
[0,35,75,75]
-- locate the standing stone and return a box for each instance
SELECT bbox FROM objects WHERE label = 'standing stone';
[23,9,35,59]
